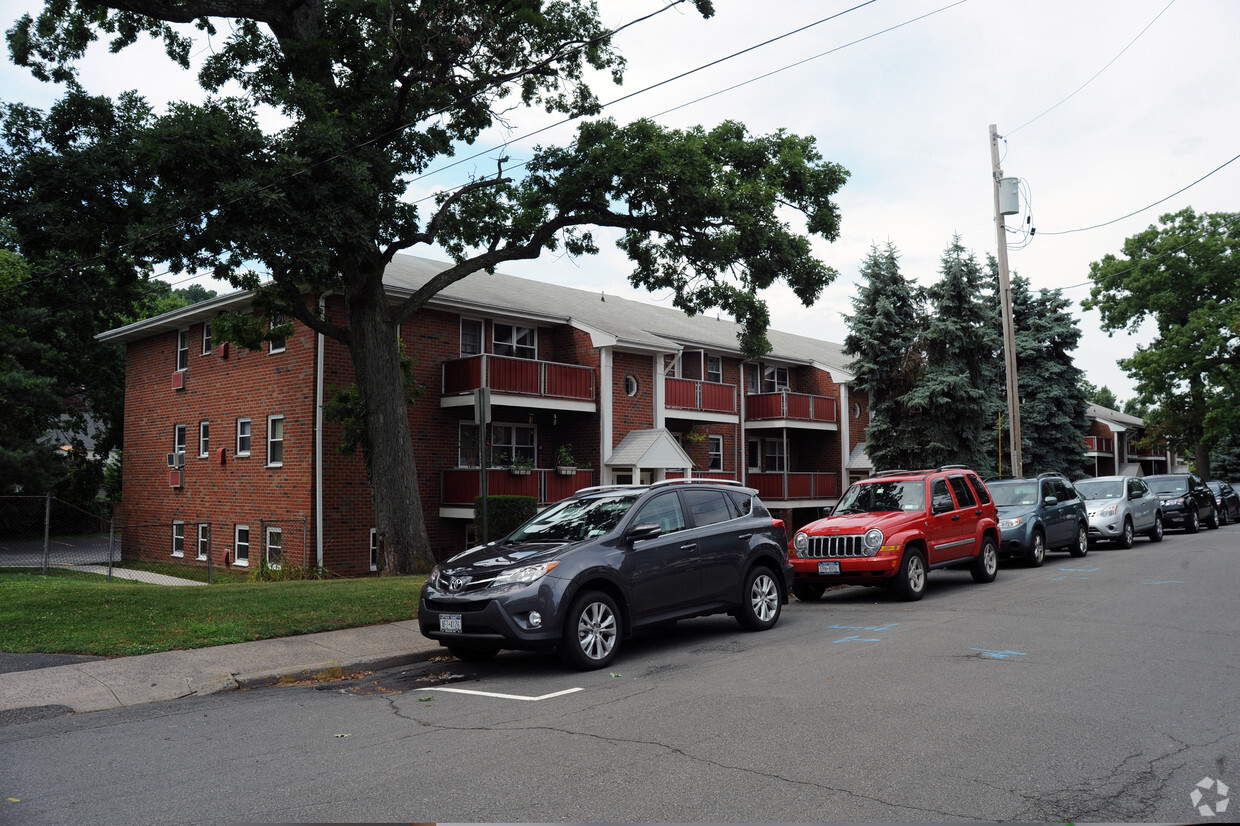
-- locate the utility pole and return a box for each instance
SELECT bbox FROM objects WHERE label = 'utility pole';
[990,124,1022,477]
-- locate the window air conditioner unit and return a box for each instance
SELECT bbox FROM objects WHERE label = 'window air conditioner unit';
[166,452,185,469]
[171,371,185,390]
[169,469,184,488]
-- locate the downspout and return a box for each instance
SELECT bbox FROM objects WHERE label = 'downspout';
[600,347,613,485]
[314,294,326,568]
[840,382,851,489]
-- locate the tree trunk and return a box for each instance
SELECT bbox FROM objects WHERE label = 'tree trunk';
[345,275,436,574]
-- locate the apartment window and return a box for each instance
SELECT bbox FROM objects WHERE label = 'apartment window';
[764,439,786,472]
[762,365,789,392]
[268,314,287,354]
[234,525,250,566]
[197,524,209,561]
[459,423,480,467]
[491,423,535,466]
[663,353,680,378]
[176,329,189,371]
[201,322,213,355]
[370,528,379,572]
[706,355,723,384]
[236,418,252,457]
[708,435,724,471]
[265,526,283,569]
[267,415,284,466]
[173,424,187,456]
[198,421,210,458]
[744,364,760,395]
[493,324,535,359]
[171,521,184,558]
[461,318,483,356]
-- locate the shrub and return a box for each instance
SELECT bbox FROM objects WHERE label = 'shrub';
[475,495,537,543]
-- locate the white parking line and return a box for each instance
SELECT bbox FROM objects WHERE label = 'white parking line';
[421,686,585,701]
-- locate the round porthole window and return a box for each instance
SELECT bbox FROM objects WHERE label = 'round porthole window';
[851,402,862,419]
[624,375,639,396]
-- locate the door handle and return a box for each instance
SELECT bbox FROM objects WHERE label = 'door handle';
[951,515,961,521]
[680,543,698,551]
[737,533,753,540]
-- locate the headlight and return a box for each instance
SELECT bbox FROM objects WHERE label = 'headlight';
[862,528,884,550]
[1098,504,1118,517]
[793,532,808,553]
[492,561,559,587]
[999,517,1024,529]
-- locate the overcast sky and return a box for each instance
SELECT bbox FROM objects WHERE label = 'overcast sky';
[3,0,1236,405]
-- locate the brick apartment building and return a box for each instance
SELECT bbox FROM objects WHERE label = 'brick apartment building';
[98,255,872,575]
[1083,402,1179,478]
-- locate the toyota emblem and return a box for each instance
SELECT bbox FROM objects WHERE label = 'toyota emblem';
[449,576,468,592]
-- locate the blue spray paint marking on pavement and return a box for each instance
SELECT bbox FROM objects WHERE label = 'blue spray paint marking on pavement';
[833,634,883,643]
[971,649,1027,659]
[1057,568,1100,572]
[1143,580,1184,585]
[827,623,900,632]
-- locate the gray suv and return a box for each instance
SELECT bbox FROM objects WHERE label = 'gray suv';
[419,480,792,670]
[1075,475,1164,547]
[987,473,1089,566]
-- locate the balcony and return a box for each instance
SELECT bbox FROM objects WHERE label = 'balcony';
[747,472,839,503]
[745,392,838,428]
[665,377,737,417]
[1084,436,1114,454]
[440,467,599,508]
[441,354,596,411]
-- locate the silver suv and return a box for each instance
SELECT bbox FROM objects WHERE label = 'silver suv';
[1074,475,1164,548]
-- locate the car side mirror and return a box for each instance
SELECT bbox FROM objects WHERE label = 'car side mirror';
[626,522,663,543]
[1129,490,1142,500]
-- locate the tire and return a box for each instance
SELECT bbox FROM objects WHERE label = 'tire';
[892,549,927,601]
[1186,509,1200,534]
[446,643,499,662]
[1068,523,1089,557]
[737,566,782,631]
[1219,506,1230,527]
[1118,517,1135,549]
[1206,505,1220,530]
[1147,512,1163,542]
[560,590,620,670]
[1026,530,1046,568]
[791,581,827,602]
[970,536,999,583]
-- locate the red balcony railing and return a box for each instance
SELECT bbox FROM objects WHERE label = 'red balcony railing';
[665,377,737,414]
[441,467,598,507]
[442,354,595,401]
[746,472,839,501]
[1084,436,1114,453]
[745,392,838,423]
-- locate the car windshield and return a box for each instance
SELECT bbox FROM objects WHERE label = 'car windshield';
[1147,478,1187,495]
[507,493,638,542]
[835,480,925,513]
[1074,480,1122,501]
[1206,481,1222,493]
[988,481,1039,507]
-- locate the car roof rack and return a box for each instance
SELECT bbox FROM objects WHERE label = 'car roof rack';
[937,464,970,471]
[874,469,914,477]
[649,477,746,489]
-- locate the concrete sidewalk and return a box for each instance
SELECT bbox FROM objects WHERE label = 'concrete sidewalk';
[0,620,443,716]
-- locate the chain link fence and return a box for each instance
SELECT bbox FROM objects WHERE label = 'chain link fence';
[0,496,310,585]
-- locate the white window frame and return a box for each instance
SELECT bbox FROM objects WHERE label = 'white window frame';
[266,415,284,467]
[234,525,250,566]
[236,418,252,457]
[197,523,209,561]
[706,355,723,384]
[708,435,724,471]
[176,329,189,371]
[265,526,283,569]
[268,314,287,354]
[490,422,535,466]
[370,528,379,572]
[198,421,210,458]
[460,317,483,356]
[744,364,760,395]
[663,353,681,378]
[171,521,184,559]
[764,438,786,472]
[201,322,213,356]
[762,365,790,393]
[174,424,187,456]
[493,323,535,359]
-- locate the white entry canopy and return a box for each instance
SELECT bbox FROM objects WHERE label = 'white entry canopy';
[605,429,693,474]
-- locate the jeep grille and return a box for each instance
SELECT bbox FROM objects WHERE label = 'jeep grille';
[803,535,872,558]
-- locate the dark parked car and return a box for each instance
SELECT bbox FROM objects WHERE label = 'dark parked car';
[1145,473,1218,533]
[1206,480,1240,526]
[418,480,792,670]
[987,473,1089,566]
[1075,475,1163,547]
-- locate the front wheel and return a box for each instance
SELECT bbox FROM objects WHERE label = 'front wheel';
[1219,506,1230,527]
[1118,518,1135,549]
[1068,523,1089,557]
[1206,505,1220,529]
[560,590,620,670]
[1186,509,1201,534]
[1026,530,1046,568]
[892,549,927,601]
[970,537,999,583]
[792,581,827,602]
[737,567,782,631]
[1147,512,1164,542]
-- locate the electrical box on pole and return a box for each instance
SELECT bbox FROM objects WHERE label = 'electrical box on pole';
[999,177,1020,216]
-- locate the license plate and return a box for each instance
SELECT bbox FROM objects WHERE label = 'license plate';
[439,613,462,633]
[818,561,840,575]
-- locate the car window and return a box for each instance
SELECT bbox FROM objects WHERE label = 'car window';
[1076,479,1120,500]
[966,472,991,505]
[1147,477,1186,495]
[930,479,955,514]
[1133,478,1148,495]
[509,493,638,542]
[632,492,687,535]
[837,480,925,513]
[728,490,753,517]
[947,475,976,508]
[1058,480,1078,502]
[990,481,1037,507]
[682,489,734,528]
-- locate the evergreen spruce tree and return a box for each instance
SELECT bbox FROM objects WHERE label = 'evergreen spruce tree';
[903,237,996,471]
[843,243,925,471]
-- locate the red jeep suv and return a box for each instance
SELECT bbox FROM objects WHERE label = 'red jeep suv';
[789,466,1000,601]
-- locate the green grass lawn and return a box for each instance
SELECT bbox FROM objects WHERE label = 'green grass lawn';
[0,569,425,657]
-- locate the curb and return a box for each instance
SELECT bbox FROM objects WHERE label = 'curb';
[231,649,441,691]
